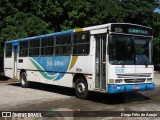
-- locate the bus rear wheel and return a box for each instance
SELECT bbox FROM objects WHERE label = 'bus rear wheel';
[75,78,88,99]
[20,72,29,88]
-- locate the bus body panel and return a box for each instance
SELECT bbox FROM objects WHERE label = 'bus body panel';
[4,58,14,78]
[108,65,154,83]
[16,55,95,90]
[108,65,154,79]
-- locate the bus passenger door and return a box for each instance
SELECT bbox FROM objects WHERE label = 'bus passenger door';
[95,34,106,90]
[13,46,18,79]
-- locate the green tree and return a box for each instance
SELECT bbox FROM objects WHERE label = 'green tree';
[12,0,123,31]
[1,12,51,41]
[1,0,160,71]
[120,0,157,26]
[0,0,18,71]
[120,0,160,69]
[152,12,160,69]
[12,0,63,31]
[59,0,123,30]
[0,12,51,71]
[0,0,18,29]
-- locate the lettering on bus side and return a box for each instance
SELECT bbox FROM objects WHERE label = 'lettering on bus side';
[54,60,64,66]
[47,59,53,66]
[76,68,82,72]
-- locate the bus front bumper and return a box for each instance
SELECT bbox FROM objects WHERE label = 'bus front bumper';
[108,82,155,93]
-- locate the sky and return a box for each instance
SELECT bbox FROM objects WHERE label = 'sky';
[154,8,160,13]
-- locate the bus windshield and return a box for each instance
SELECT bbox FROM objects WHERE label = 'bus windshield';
[109,34,152,65]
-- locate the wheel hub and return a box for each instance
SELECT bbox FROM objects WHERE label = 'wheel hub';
[21,77,25,85]
[77,83,85,93]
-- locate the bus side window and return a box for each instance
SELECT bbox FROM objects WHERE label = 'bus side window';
[5,43,12,58]
[41,37,54,56]
[29,39,40,57]
[19,41,28,57]
[73,32,90,55]
[55,35,71,55]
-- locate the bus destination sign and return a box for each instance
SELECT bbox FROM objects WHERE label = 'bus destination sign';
[111,24,152,36]
[128,28,148,35]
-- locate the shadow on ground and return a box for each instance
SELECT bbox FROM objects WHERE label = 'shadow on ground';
[8,82,150,105]
[0,75,10,81]
[0,71,10,81]
[88,91,150,104]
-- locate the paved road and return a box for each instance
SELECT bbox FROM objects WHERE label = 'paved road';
[0,74,160,120]
[154,73,160,86]
[0,81,71,111]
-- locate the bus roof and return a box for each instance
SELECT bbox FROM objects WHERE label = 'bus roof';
[5,29,74,44]
[5,23,151,44]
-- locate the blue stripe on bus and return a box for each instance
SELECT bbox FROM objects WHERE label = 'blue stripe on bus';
[108,82,155,93]
[30,56,71,80]
[5,29,74,43]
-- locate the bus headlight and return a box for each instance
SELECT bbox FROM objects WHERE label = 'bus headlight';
[115,79,123,83]
[147,78,152,82]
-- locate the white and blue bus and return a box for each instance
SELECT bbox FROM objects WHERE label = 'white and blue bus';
[4,23,155,99]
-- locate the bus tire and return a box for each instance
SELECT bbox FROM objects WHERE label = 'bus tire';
[75,78,88,99]
[20,72,29,88]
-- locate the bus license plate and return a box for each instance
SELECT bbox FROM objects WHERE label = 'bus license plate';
[132,86,140,90]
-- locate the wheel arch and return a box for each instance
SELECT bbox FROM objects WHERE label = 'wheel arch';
[19,69,26,79]
[72,73,87,88]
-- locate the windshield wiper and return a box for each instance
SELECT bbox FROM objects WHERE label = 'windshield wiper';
[118,60,125,65]
[142,56,149,66]
[135,55,149,66]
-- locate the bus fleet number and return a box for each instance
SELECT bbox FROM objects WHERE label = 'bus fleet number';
[76,68,82,72]
[115,68,124,74]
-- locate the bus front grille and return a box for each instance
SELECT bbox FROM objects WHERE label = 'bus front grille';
[117,73,151,78]
[124,78,146,83]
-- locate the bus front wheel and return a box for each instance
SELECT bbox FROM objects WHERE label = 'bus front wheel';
[20,72,29,88]
[75,78,88,99]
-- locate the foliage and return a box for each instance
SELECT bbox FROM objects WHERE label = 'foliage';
[120,0,157,26]
[1,12,50,41]
[0,0,160,70]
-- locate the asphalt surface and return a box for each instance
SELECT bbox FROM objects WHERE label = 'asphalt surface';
[0,73,160,120]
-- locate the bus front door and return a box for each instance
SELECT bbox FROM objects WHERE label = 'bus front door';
[95,34,106,90]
